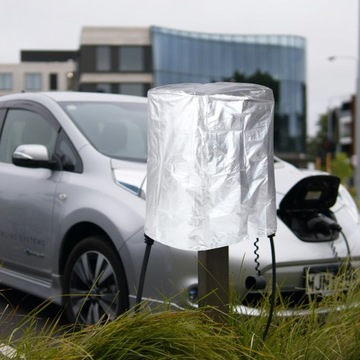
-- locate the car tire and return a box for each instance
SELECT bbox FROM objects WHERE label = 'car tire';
[63,236,128,325]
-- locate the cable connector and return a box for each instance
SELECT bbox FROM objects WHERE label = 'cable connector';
[307,213,342,234]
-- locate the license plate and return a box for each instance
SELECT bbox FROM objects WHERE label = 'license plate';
[305,269,335,295]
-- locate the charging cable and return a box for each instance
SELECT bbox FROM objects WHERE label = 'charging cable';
[245,234,276,340]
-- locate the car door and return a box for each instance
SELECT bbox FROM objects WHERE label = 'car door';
[0,101,61,280]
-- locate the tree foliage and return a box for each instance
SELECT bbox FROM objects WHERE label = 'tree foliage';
[223,70,279,106]
[307,113,329,160]
[331,152,353,185]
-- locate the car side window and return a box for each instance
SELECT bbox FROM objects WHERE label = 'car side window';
[0,109,57,163]
[0,108,5,132]
[55,129,83,173]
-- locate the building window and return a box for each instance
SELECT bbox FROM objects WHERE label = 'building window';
[25,73,42,91]
[118,47,144,72]
[96,83,112,93]
[49,73,58,90]
[119,83,146,96]
[0,73,12,90]
[96,46,111,71]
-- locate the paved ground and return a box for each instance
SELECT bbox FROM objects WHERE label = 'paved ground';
[0,287,67,339]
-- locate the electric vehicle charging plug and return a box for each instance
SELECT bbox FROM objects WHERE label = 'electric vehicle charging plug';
[307,214,342,234]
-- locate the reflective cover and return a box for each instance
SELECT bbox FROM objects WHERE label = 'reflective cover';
[145,83,277,251]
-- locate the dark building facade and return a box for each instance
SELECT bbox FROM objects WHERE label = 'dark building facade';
[328,96,356,158]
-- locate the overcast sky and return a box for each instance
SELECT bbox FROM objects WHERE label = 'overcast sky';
[0,0,358,136]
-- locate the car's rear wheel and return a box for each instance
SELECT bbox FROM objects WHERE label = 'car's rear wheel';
[63,236,128,325]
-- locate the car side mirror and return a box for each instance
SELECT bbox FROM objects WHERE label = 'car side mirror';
[12,144,56,170]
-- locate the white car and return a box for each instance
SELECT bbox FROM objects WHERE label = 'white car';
[0,91,358,324]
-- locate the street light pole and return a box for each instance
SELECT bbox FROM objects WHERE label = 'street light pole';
[327,4,360,200]
[355,2,360,199]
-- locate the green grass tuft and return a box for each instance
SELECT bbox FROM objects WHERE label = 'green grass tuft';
[2,269,360,359]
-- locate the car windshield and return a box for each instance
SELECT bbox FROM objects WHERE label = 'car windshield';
[60,101,147,162]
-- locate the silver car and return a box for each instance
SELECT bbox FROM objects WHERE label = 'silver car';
[0,91,359,324]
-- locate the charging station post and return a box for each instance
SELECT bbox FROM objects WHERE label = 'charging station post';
[198,246,229,321]
[144,82,277,321]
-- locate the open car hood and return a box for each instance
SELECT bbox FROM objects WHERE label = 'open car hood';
[279,175,340,213]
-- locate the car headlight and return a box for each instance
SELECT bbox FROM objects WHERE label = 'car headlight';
[338,184,359,224]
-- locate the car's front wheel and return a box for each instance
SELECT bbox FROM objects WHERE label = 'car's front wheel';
[63,236,128,325]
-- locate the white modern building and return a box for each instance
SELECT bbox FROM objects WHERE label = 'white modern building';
[76,27,153,96]
[0,51,76,95]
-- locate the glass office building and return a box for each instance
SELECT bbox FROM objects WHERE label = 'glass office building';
[151,26,307,154]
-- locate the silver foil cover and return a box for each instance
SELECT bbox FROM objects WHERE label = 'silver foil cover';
[145,82,277,251]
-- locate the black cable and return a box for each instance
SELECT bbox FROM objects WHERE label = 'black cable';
[246,239,267,290]
[340,230,351,260]
[135,234,154,312]
[340,230,353,279]
[329,229,351,266]
[254,238,261,277]
[330,240,341,263]
[263,234,276,341]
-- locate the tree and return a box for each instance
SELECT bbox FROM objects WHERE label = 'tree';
[223,70,279,105]
[331,152,353,185]
[306,113,329,161]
